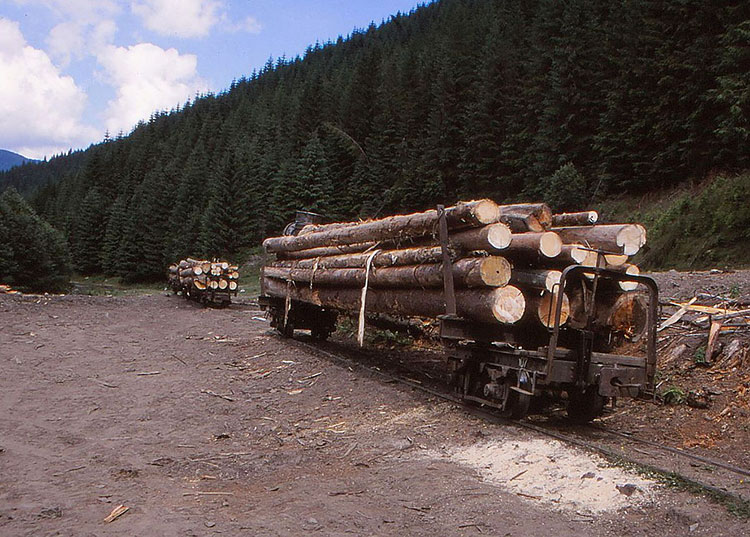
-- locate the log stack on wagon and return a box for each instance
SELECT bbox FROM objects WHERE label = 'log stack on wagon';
[260,200,648,342]
[168,258,239,305]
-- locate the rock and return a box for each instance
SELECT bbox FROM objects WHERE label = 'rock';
[581,472,596,479]
[687,389,710,409]
[204,521,216,528]
[616,483,638,496]
[39,507,63,518]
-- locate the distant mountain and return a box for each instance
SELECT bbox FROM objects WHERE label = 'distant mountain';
[0,149,36,171]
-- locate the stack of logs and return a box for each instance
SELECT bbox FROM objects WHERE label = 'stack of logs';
[261,200,647,334]
[168,258,239,302]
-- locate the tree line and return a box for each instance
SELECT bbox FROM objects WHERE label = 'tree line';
[0,0,748,286]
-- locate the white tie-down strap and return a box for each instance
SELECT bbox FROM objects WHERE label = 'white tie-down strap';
[310,257,320,290]
[358,249,380,347]
[284,279,292,328]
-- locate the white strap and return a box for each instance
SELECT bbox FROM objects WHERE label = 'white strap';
[357,250,380,347]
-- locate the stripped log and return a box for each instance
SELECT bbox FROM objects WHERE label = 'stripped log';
[277,242,380,260]
[273,246,451,270]
[445,223,512,252]
[263,200,501,253]
[552,224,646,256]
[261,276,526,324]
[263,256,512,289]
[551,211,598,227]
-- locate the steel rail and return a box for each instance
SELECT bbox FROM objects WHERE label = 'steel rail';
[286,336,750,502]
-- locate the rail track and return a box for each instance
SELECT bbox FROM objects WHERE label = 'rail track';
[282,334,750,515]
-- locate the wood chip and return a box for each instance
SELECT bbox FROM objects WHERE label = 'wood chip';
[200,389,234,402]
[103,505,129,523]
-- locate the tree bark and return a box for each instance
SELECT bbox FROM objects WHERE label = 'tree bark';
[264,256,511,289]
[263,199,501,253]
[261,276,525,324]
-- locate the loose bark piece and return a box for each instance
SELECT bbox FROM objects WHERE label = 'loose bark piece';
[262,276,525,324]
[263,200,501,253]
[706,319,724,361]
[551,211,599,227]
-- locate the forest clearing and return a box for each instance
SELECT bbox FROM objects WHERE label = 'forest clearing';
[1,269,748,536]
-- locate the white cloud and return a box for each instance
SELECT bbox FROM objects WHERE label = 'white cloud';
[131,0,222,38]
[97,43,209,134]
[0,17,99,159]
[227,15,262,34]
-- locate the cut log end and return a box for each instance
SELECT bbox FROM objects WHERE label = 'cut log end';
[474,199,502,225]
[618,264,640,291]
[491,286,526,324]
[537,291,570,328]
[487,223,512,249]
[617,225,646,256]
[539,232,563,258]
[478,256,513,287]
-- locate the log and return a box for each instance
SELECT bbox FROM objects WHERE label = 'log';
[261,276,526,324]
[277,242,379,260]
[551,211,598,227]
[615,264,640,291]
[446,223,512,252]
[263,200,501,253]
[501,232,562,266]
[551,224,646,256]
[511,269,562,293]
[274,246,450,270]
[497,203,553,232]
[597,291,649,339]
[529,290,570,328]
[263,256,512,289]
[559,244,589,265]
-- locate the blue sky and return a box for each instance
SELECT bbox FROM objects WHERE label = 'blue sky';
[0,1,427,159]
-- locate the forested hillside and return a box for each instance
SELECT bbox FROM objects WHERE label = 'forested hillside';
[1,0,748,281]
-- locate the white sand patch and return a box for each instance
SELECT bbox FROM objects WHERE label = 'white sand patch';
[428,437,656,514]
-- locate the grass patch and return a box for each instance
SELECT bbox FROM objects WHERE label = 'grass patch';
[70,274,164,296]
[603,454,750,518]
[594,172,750,270]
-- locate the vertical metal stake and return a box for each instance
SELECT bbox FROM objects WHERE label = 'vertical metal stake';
[437,204,457,316]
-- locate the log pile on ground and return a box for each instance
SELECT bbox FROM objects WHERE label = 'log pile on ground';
[261,200,648,335]
[168,258,239,305]
[0,284,20,295]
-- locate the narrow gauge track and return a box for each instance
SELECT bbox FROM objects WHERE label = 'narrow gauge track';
[282,335,750,513]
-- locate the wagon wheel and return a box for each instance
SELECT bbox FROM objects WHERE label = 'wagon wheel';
[506,371,532,420]
[567,387,605,423]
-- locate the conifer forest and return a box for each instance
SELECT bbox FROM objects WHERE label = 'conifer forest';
[0,0,748,289]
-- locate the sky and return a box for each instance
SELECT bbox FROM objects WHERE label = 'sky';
[0,0,426,160]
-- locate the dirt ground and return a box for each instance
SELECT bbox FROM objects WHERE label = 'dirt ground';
[0,274,748,536]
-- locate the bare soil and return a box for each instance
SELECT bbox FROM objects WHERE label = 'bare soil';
[0,278,748,536]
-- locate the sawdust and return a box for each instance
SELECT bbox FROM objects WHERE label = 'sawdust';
[428,436,656,515]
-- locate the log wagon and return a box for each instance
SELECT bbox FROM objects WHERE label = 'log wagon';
[259,202,658,422]
[168,258,239,306]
